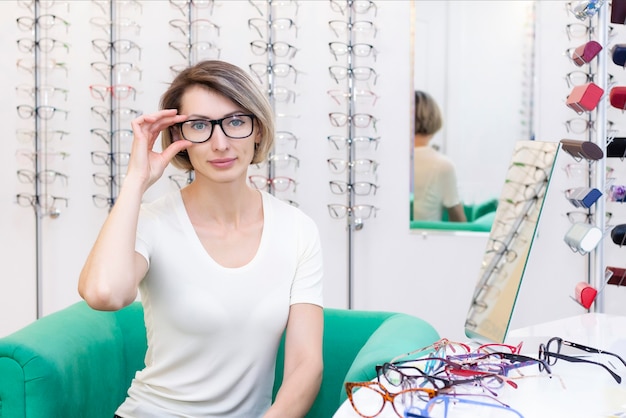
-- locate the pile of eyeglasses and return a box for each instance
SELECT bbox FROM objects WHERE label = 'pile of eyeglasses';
[345,335,625,417]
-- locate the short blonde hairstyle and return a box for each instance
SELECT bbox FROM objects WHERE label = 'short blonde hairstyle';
[160,60,275,171]
[414,90,443,136]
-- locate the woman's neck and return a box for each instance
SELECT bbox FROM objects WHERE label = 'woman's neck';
[414,134,433,148]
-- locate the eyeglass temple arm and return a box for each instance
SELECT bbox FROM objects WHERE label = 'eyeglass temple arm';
[564,340,626,366]
[547,351,621,383]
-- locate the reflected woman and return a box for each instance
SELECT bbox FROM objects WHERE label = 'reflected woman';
[412,90,467,222]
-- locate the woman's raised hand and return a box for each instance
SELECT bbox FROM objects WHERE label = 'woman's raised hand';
[127,109,191,190]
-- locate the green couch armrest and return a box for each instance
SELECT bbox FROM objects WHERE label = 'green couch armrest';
[339,313,439,403]
[0,302,146,418]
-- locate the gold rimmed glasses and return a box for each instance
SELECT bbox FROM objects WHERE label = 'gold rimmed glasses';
[390,338,471,365]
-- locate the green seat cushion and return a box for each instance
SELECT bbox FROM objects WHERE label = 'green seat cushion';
[339,313,440,403]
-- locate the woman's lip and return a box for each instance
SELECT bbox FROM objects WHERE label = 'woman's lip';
[210,158,237,167]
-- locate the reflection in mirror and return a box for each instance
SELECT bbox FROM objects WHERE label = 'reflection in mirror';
[410,1,536,232]
[464,140,559,343]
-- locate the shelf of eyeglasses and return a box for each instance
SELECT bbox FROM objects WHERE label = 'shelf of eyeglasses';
[248,0,300,18]
[16,149,70,167]
[16,129,70,143]
[329,0,378,17]
[15,193,69,219]
[93,0,143,16]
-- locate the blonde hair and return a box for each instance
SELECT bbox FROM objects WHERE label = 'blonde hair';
[160,60,275,171]
[414,90,443,136]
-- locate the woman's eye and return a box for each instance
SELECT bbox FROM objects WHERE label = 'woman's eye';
[229,118,244,127]
[191,121,208,130]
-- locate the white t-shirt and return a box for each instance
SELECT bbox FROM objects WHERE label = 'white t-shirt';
[413,146,462,221]
[115,190,324,418]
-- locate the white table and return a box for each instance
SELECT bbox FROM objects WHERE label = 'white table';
[333,313,626,418]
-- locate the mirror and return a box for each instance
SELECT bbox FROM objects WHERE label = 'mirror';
[410,1,537,232]
[464,140,559,343]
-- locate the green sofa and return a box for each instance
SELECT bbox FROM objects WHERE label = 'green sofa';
[410,196,498,232]
[0,301,439,417]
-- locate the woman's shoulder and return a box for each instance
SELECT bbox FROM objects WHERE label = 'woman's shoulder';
[261,191,318,230]
[140,190,181,217]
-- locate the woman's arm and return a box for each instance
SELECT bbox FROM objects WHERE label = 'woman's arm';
[265,303,324,418]
[447,204,468,222]
[78,110,190,311]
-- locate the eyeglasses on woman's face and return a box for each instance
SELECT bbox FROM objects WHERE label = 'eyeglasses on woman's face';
[177,114,256,143]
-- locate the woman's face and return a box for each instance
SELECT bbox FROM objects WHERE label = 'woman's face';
[178,85,260,185]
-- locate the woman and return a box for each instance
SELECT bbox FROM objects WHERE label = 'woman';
[412,90,467,222]
[78,60,324,417]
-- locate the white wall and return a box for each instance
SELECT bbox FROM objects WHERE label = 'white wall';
[2,1,625,344]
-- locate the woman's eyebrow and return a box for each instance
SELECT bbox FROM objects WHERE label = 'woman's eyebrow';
[185,110,248,120]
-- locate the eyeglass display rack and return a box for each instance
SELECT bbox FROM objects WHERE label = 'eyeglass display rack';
[561,1,611,312]
[246,0,300,203]
[15,0,72,318]
[89,0,143,211]
[327,1,379,309]
[167,0,222,188]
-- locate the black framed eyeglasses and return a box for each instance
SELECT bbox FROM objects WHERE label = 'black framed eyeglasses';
[538,337,623,383]
[176,114,255,143]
